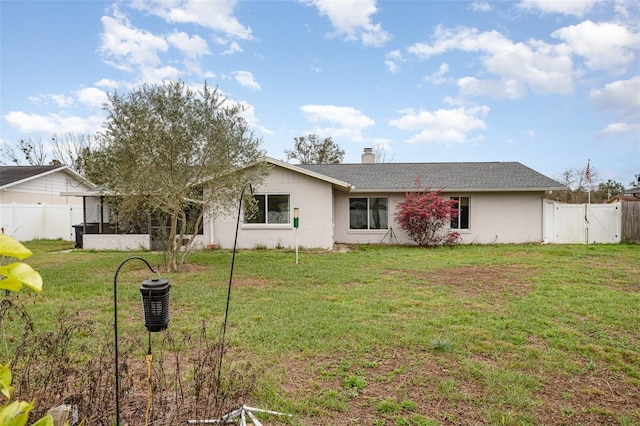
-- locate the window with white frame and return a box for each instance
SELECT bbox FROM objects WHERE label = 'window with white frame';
[244,194,290,224]
[349,197,388,230]
[450,196,469,230]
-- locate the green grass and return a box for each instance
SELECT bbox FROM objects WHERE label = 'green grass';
[12,241,640,424]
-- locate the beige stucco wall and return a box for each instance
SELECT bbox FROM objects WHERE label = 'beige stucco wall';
[83,234,207,251]
[333,191,545,245]
[455,192,544,244]
[83,234,151,250]
[211,166,335,249]
[0,170,89,205]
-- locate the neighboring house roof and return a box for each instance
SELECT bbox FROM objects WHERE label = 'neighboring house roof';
[0,165,96,190]
[605,195,640,203]
[298,162,566,193]
[624,187,640,195]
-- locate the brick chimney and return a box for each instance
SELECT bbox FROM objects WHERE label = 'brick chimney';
[361,147,375,164]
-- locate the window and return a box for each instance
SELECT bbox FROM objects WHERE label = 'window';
[349,197,388,230]
[450,196,469,230]
[244,194,290,224]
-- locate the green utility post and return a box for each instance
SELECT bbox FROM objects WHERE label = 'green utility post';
[293,208,299,264]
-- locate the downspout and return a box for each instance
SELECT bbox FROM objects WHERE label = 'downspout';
[82,196,87,234]
[99,196,104,234]
[209,207,215,245]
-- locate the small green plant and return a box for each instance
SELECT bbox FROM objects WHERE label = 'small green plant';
[377,397,401,415]
[343,375,367,398]
[439,379,459,398]
[401,399,418,411]
[318,388,348,412]
[429,337,454,352]
[561,405,575,418]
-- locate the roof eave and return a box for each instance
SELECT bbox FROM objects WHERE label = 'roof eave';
[264,157,352,191]
[0,166,98,191]
[349,186,568,193]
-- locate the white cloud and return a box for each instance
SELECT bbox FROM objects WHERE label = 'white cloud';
[471,1,492,12]
[303,0,390,47]
[223,41,243,55]
[589,76,640,111]
[4,111,105,135]
[385,50,403,73]
[99,9,168,71]
[140,65,182,84]
[408,26,574,98]
[50,94,74,108]
[233,71,261,91]
[614,0,640,25]
[301,105,375,128]
[27,94,73,108]
[590,77,640,137]
[236,101,273,135]
[458,77,528,100]
[167,31,209,59]
[552,20,639,73]
[300,105,375,141]
[423,63,450,84]
[131,0,253,40]
[27,96,43,106]
[95,78,120,89]
[75,88,108,108]
[596,121,640,138]
[388,106,489,144]
[517,0,599,17]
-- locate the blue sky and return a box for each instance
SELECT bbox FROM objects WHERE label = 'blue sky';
[1,0,639,186]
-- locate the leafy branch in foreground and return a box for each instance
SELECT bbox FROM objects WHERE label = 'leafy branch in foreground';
[0,234,52,426]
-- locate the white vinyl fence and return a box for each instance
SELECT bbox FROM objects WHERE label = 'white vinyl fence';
[543,202,621,244]
[0,203,83,242]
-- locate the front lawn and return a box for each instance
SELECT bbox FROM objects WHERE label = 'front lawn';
[10,242,640,425]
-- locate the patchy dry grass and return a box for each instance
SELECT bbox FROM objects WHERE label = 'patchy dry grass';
[13,241,640,425]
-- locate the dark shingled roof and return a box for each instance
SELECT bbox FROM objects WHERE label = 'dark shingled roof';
[0,165,65,187]
[298,162,566,192]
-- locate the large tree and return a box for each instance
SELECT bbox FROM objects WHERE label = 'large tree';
[0,134,105,184]
[50,133,106,182]
[284,134,344,164]
[0,138,48,166]
[549,166,598,203]
[98,80,268,271]
[596,179,625,200]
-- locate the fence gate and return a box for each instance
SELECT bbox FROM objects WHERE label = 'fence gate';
[543,202,621,244]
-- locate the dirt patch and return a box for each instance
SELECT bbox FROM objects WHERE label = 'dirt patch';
[277,347,639,425]
[387,264,538,299]
[331,244,352,253]
[231,277,268,288]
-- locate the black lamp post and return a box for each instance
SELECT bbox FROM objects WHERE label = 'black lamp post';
[113,256,170,426]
